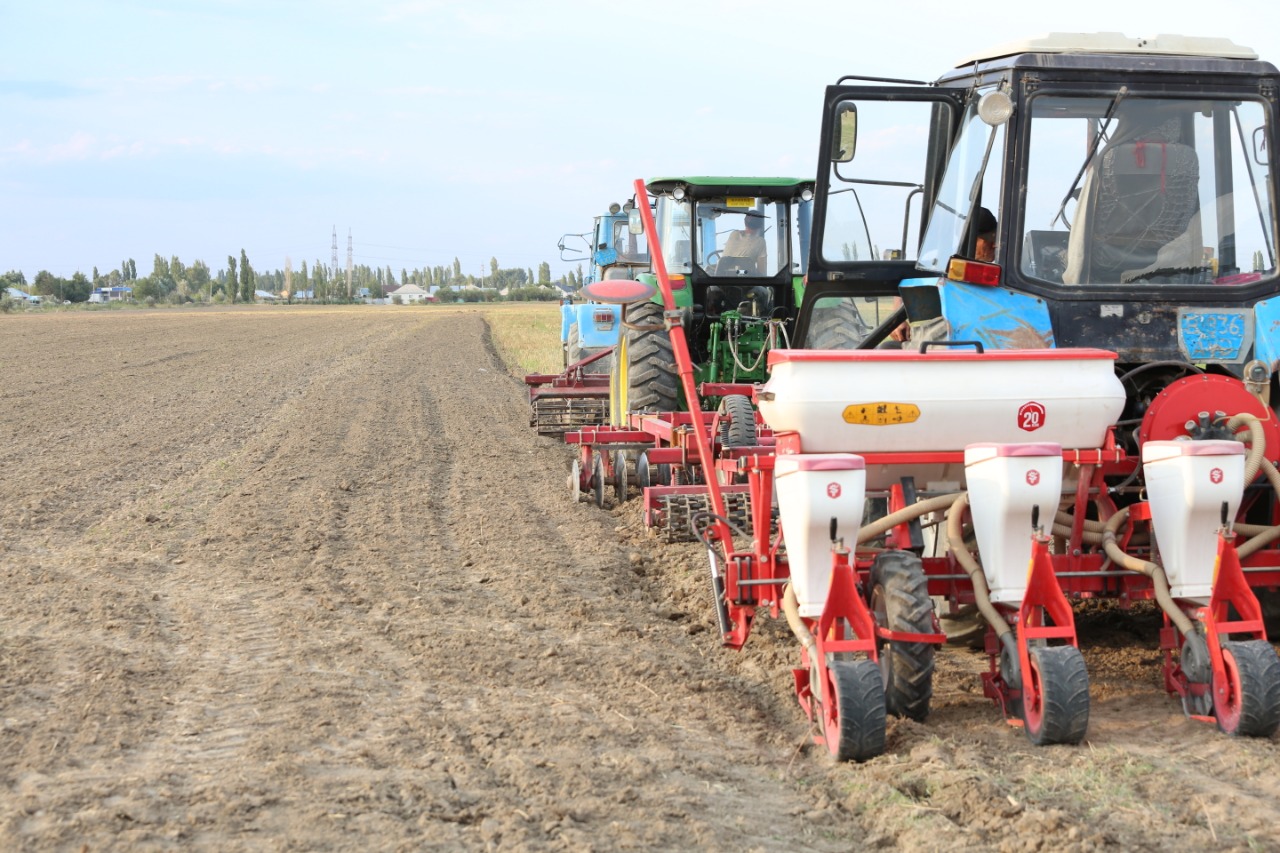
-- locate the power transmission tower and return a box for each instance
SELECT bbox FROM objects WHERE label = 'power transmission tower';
[331,225,339,282]
[346,228,353,299]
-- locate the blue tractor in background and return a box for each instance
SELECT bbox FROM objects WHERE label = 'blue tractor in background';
[525,200,652,434]
[556,200,651,367]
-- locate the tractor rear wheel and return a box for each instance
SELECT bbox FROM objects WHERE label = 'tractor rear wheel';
[870,551,936,721]
[1022,644,1090,745]
[807,297,873,349]
[565,321,580,367]
[1213,640,1280,737]
[824,660,887,762]
[611,301,679,420]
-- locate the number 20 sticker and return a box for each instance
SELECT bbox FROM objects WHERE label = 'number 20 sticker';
[1018,401,1046,432]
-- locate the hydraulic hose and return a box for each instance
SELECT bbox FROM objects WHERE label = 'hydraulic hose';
[856,493,961,545]
[1100,507,1196,637]
[782,584,818,663]
[945,493,1012,644]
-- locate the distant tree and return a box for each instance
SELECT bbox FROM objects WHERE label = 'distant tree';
[453,257,462,280]
[538,261,551,285]
[128,258,137,280]
[150,254,175,297]
[240,249,255,302]
[226,255,239,304]
[67,272,91,303]
[32,270,59,297]
[189,260,212,301]
[1,269,27,287]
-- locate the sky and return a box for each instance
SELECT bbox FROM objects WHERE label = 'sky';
[2,0,1278,286]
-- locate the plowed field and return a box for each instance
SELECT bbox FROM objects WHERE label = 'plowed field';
[2,306,1278,852]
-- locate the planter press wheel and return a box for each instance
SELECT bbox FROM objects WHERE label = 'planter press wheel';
[822,659,886,762]
[590,453,606,508]
[1212,640,1280,737]
[1021,644,1090,746]
[611,450,629,503]
[568,458,583,503]
[870,551,936,721]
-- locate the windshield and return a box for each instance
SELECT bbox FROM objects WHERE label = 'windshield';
[918,93,1006,271]
[1021,94,1276,286]
[610,219,649,264]
[694,198,788,277]
[653,193,801,277]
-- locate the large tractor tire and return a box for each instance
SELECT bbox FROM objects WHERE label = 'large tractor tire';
[869,551,936,721]
[566,323,609,374]
[807,297,873,349]
[565,321,580,368]
[610,300,679,423]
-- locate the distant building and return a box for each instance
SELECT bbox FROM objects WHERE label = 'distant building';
[387,283,433,304]
[88,285,132,303]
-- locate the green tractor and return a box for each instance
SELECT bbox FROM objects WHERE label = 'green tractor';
[610,176,891,427]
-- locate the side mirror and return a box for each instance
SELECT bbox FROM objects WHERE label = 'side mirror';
[628,208,644,235]
[831,102,858,163]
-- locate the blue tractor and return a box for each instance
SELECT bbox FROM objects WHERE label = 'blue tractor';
[526,201,652,434]
[555,200,651,368]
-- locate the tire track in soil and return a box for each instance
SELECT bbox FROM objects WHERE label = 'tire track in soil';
[12,308,1277,851]
[2,309,854,851]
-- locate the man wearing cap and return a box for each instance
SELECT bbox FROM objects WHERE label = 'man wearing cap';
[719,213,768,275]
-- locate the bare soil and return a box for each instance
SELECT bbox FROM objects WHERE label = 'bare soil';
[2,306,1278,852]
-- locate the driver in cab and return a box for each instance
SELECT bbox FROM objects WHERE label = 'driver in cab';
[718,213,767,275]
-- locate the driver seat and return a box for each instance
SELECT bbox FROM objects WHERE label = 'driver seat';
[1074,140,1201,283]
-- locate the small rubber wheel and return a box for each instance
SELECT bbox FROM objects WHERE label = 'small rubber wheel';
[1213,639,1280,738]
[1022,644,1090,746]
[591,453,605,508]
[824,660,887,762]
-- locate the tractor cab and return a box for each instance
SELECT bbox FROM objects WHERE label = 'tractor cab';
[803,33,1280,456]
[558,200,652,285]
[639,177,815,367]
[803,33,1279,389]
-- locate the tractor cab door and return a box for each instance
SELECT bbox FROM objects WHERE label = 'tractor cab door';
[799,84,965,348]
